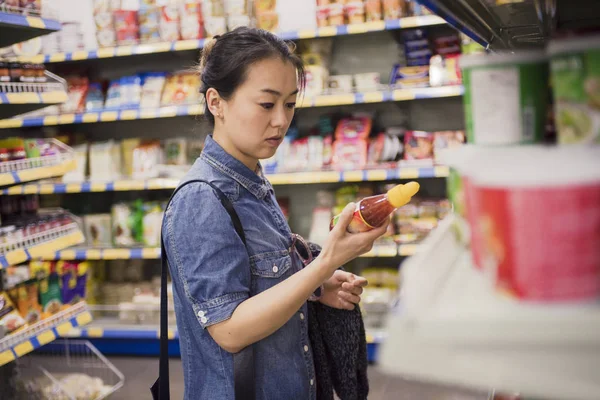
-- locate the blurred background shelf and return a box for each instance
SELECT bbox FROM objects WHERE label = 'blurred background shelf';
[0,86,464,129]
[0,11,61,48]
[16,15,447,64]
[0,302,91,367]
[36,244,418,260]
[0,166,449,194]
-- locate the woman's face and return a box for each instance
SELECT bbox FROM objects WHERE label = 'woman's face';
[214,57,299,169]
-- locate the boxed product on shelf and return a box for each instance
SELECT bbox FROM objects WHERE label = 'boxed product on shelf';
[61,77,89,113]
[138,3,162,43]
[433,130,465,163]
[132,140,163,179]
[62,144,88,183]
[403,130,434,162]
[160,72,202,106]
[159,2,181,41]
[180,0,205,39]
[390,64,430,88]
[140,72,167,108]
[110,200,165,247]
[0,291,27,336]
[57,261,88,305]
[89,140,122,181]
[114,8,140,45]
[85,83,105,111]
[94,0,118,48]
[83,214,112,247]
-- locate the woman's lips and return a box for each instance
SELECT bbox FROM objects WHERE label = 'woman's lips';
[265,137,283,146]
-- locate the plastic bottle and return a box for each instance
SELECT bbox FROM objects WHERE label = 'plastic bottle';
[330,182,420,233]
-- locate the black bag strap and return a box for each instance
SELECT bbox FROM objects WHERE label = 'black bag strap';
[152,179,255,400]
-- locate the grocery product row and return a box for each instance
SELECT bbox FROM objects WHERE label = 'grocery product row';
[0,0,43,16]
[0,85,464,128]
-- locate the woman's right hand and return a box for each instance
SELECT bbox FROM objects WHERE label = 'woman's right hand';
[318,202,390,273]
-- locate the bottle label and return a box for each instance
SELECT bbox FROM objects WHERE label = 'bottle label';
[331,204,374,233]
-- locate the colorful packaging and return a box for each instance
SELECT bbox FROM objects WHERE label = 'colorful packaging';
[140,72,166,109]
[112,203,135,246]
[460,51,548,145]
[160,4,180,41]
[84,214,112,247]
[345,1,365,24]
[160,73,201,106]
[85,83,105,111]
[383,0,405,19]
[114,9,139,45]
[327,74,353,93]
[104,79,122,109]
[38,262,63,317]
[404,131,434,161]
[180,0,205,40]
[365,0,382,21]
[132,140,162,179]
[332,139,368,170]
[10,283,41,324]
[335,117,372,140]
[433,130,465,163]
[0,292,26,334]
[138,5,161,43]
[164,138,187,165]
[390,65,429,88]
[143,202,163,246]
[548,34,600,144]
[119,75,142,108]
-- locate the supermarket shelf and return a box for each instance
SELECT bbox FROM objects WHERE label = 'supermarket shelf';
[0,86,464,129]
[1,166,449,195]
[0,158,76,187]
[17,16,446,64]
[0,11,61,48]
[0,226,85,268]
[380,215,600,400]
[0,302,92,367]
[0,90,67,105]
[41,244,418,261]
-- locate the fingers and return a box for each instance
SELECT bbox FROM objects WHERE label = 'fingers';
[337,298,356,310]
[342,282,364,296]
[331,202,356,235]
[338,290,361,305]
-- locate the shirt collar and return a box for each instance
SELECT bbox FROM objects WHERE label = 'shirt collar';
[200,135,270,199]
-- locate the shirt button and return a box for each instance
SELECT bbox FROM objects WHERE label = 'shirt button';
[310,379,314,386]
[197,310,205,318]
[300,313,305,320]
[200,316,208,324]
[304,345,309,353]
[272,265,278,273]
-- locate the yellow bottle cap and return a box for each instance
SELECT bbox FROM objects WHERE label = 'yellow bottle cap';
[387,181,420,208]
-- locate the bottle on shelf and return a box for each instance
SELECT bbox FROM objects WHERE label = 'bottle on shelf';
[330,181,420,233]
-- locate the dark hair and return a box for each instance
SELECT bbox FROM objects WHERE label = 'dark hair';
[199,27,306,125]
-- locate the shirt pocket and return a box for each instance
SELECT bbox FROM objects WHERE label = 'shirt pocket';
[250,250,294,293]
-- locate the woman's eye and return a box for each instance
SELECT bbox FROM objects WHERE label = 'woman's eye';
[260,103,274,110]
[286,102,296,109]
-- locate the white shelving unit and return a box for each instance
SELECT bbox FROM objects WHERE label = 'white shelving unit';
[380,215,600,400]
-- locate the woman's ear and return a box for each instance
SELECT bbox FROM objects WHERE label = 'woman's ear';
[206,87,223,119]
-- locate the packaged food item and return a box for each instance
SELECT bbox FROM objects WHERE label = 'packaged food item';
[138,5,161,43]
[255,0,276,13]
[114,9,139,45]
[429,54,462,87]
[140,72,166,108]
[89,140,122,181]
[104,79,122,109]
[57,262,78,305]
[121,138,141,177]
[383,0,405,19]
[85,83,105,111]
[143,202,163,246]
[160,72,201,106]
[460,51,548,145]
[404,130,434,161]
[112,203,135,247]
[548,34,600,144]
[365,0,382,21]
[433,130,465,163]
[62,77,89,113]
[10,283,41,324]
[0,292,26,334]
[132,140,162,179]
[354,72,380,91]
[390,65,429,88]
[160,4,180,41]
[327,74,353,93]
[84,214,112,247]
[345,1,365,24]
[466,146,600,302]
[316,4,329,28]
[19,0,40,13]
[119,75,142,108]
[180,0,204,40]
[328,2,344,26]
[164,138,187,165]
[304,65,328,97]
[330,182,420,233]
[37,262,63,317]
[331,139,367,170]
[335,117,372,140]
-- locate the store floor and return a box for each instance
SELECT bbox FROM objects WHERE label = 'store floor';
[107,356,489,400]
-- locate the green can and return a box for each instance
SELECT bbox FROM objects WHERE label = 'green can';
[460,51,548,145]
[549,35,600,144]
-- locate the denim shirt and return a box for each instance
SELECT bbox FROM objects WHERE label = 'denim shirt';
[163,135,316,400]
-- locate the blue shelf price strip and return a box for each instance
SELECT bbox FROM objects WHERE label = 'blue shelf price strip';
[0,86,464,129]
[40,244,417,261]
[1,167,450,196]
[18,16,446,64]
[0,11,61,31]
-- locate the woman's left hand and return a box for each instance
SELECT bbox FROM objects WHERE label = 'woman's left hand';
[318,270,368,310]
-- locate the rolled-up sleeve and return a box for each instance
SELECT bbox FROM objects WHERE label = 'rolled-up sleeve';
[164,182,250,329]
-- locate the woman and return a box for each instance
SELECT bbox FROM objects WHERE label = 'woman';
[162,27,388,400]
